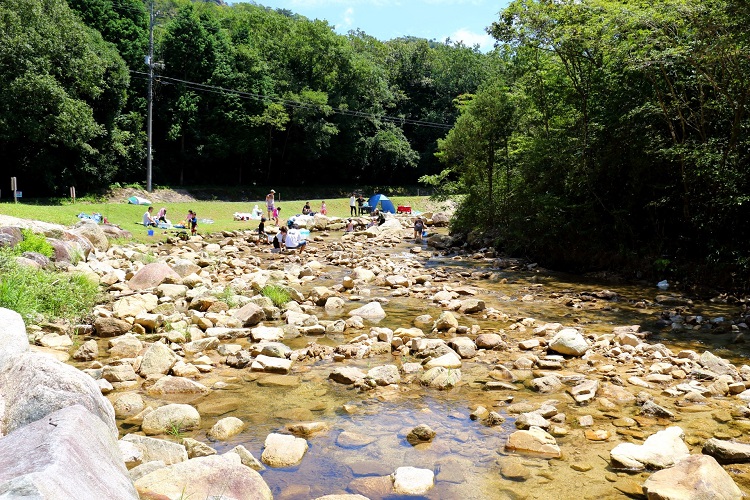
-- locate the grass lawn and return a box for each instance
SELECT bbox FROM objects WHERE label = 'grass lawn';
[0,194,433,242]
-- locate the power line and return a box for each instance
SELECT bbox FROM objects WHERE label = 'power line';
[129,70,454,130]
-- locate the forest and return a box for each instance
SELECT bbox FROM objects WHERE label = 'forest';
[1,0,749,286]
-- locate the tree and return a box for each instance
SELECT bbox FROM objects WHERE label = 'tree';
[430,81,518,226]
[0,0,129,193]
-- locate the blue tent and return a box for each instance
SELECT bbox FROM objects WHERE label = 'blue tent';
[367,193,396,214]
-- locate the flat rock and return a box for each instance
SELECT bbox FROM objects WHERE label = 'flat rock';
[134,454,272,500]
[610,426,689,470]
[392,466,435,496]
[643,454,742,500]
[703,438,750,463]
[505,426,561,458]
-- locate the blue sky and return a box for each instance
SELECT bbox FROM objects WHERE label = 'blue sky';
[235,0,512,52]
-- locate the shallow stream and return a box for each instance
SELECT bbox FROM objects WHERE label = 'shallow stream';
[98,234,750,499]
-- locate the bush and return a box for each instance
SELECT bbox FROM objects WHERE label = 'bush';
[0,250,99,323]
[15,229,54,258]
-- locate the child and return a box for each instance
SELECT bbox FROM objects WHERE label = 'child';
[188,210,198,236]
[272,206,280,226]
[414,216,425,242]
[345,218,354,232]
[320,201,327,215]
[272,228,285,253]
[258,217,267,244]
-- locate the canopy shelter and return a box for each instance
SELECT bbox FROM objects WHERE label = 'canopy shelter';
[367,193,396,214]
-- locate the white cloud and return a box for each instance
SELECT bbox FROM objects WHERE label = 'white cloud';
[339,7,354,29]
[449,28,493,51]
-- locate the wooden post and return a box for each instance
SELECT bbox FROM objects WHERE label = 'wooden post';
[10,177,17,203]
[70,186,76,203]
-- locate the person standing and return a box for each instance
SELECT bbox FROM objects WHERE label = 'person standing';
[349,193,357,216]
[266,190,276,220]
[258,217,267,244]
[320,201,327,215]
[188,210,198,236]
[414,216,425,242]
[357,195,365,215]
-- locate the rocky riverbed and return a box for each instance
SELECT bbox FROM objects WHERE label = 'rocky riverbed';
[1,212,750,499]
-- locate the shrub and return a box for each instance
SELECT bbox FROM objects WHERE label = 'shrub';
[15,229,54,258]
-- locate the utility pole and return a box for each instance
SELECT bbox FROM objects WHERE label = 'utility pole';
[146,0,154,193]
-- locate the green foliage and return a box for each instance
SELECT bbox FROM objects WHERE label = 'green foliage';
[0,250,99,324]
[213,286,238,308]
[14,229,54,258]
[261,284,291,308]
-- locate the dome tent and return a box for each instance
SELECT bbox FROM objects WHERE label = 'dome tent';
[367,193,396,214]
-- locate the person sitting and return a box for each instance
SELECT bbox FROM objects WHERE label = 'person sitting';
[156,207,168,223]
[377,210,386,226]
[302,202,312,215]
[258,217,267,244]
[285,227,307,254]
[271,228,285,253]
[143,206,157,227]
[367,210,378,228]
[345,219,355,232]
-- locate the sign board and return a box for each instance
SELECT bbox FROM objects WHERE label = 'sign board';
[15,191,22,198]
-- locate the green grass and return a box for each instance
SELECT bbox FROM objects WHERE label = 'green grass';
[213,286,239,308]
[0,193,432,243]
[0,250,99,324]
[261,284,291,308]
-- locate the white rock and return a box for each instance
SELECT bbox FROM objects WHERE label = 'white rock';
[392,466,435,495]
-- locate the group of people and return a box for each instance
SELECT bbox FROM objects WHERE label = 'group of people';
[143,206,197,235]
[349,193,370,215]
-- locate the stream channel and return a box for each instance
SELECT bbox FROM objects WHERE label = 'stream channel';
[82,231,749,500]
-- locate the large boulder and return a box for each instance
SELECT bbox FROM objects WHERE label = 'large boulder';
[128,263,181,291]
[72,220,109,252]
[0,308,29,368]
[642,455,742,500]
[134,455,272,500]
[0,405,138,499]
[0,351,116,437]
[610,426,690,470]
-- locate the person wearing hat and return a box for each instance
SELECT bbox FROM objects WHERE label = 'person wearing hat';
[266,190,276,220]
[414,216,425,242]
